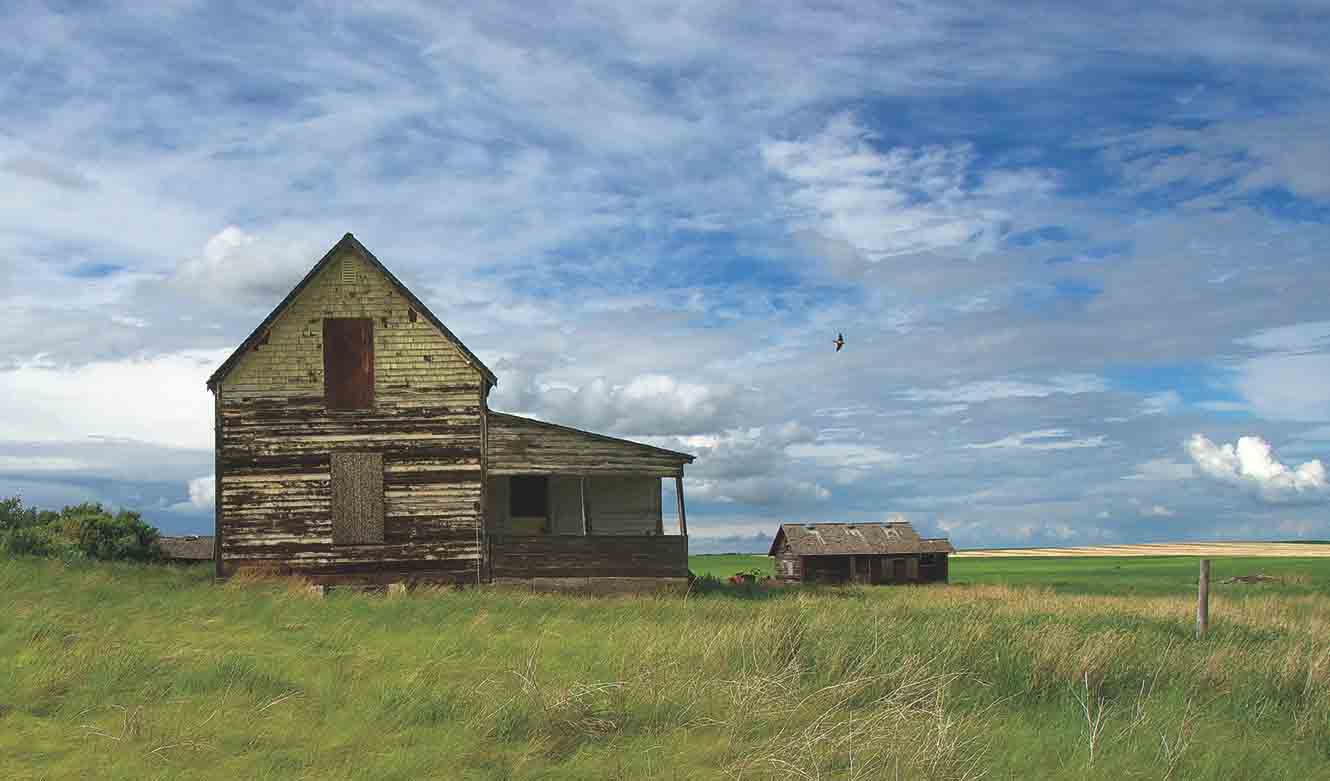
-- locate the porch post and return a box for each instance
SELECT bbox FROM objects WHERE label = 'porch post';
[675,475,688,536]
[580,476,589,535]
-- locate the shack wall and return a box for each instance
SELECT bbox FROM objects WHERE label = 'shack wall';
[216,246,485,583]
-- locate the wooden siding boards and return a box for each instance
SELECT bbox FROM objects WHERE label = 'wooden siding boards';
[213,239,486,584]
[487,412,693,477]
[490,535,687,579]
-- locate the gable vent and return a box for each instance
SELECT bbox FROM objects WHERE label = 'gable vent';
[341,258,356,284]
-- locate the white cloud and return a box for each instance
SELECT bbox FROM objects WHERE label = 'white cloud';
[187,475,215,509]
[966,429,1108,451]
[1231,320,1330,421]
[1234,352,1330,422]
[1186,433,1328,503]
[1123,458,1196,481]
[0,455,88,472]
[0,350,225,449]
[1141,391,1182,416]
[762,113,1053,262]
[493,372,737,436]
[784,442,901,469]
[1144,504,1175,517]
[687,476,831,506]
[172,226,324,303]
[901,374,1107,404]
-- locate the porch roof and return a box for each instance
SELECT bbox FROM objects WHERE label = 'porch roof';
[486,412,694,477]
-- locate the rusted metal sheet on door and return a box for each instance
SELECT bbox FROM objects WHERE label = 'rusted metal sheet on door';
[323,318,374,409]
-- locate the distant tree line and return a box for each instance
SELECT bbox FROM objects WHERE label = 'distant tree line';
[0,496,161,562]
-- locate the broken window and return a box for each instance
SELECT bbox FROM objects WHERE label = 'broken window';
[509,475,549,533]
[323,318,374,409]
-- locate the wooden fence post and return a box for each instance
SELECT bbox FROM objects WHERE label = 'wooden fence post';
[1197,559,1210,639]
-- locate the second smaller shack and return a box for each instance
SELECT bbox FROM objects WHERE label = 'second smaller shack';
[768,521,953,585]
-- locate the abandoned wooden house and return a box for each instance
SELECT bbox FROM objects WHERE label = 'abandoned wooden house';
[767,522,953,585]
[206,233,694,588]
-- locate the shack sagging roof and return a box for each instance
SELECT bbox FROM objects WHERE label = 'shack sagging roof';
[768,522,954,557]
[159,535,215,561]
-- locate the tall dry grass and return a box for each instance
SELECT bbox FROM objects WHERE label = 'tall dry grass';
[2,556,1329,779]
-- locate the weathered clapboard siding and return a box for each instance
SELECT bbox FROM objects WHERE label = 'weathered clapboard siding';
[487,412,690,477]
[489,534,687,579]
[214,238,486,583]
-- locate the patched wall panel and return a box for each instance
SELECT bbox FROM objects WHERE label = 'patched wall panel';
[332,452,384,545]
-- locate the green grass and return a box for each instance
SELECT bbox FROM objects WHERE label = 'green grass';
[688,553,773,578]
[3,554,1330,779]
[691,553,1330,596]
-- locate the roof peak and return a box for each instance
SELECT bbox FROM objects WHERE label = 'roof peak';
[206,232,498,390]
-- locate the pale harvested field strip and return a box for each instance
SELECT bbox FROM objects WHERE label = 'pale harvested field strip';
[955,541,1330,558]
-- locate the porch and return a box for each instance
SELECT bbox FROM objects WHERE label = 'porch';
[483,412,694,584]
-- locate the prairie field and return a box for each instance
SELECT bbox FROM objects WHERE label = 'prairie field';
[3,554,1329,780]
[956,541,1330,558]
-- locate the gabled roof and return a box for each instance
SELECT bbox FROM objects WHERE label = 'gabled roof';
[206,233,497,391]
[767,522,954,557]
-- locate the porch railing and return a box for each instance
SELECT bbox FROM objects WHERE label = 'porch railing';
[489,534,688,579]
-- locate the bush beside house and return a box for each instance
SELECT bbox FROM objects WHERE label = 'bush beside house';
[0,496,161,562]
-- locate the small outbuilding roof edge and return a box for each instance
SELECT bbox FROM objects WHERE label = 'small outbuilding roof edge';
[767,521,955,557]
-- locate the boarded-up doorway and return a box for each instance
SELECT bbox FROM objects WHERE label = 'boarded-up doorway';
[332,452,384,545]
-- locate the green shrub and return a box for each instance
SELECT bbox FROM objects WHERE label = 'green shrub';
[3,525,57,557]
[0,497,161,562]
[75,508,161,562]
[0,496,40,531]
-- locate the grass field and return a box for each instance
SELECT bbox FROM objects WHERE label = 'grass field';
[956,541,1330,558]
[4,555,1330,779]
[691,552,1330,597]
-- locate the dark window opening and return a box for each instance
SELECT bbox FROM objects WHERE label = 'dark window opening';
[510,475,549,522]
[324,318,374,409]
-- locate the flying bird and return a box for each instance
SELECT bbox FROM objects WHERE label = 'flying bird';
[833,332,845,352]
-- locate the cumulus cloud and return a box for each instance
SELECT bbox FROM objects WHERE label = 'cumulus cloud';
[187,475,215,509]
[172,226,322,303]
[493,372,737,436]
[1186,434,1328,503]
[0,350,225,449]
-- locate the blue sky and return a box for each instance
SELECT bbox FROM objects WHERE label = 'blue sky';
[3,1,1330,551]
